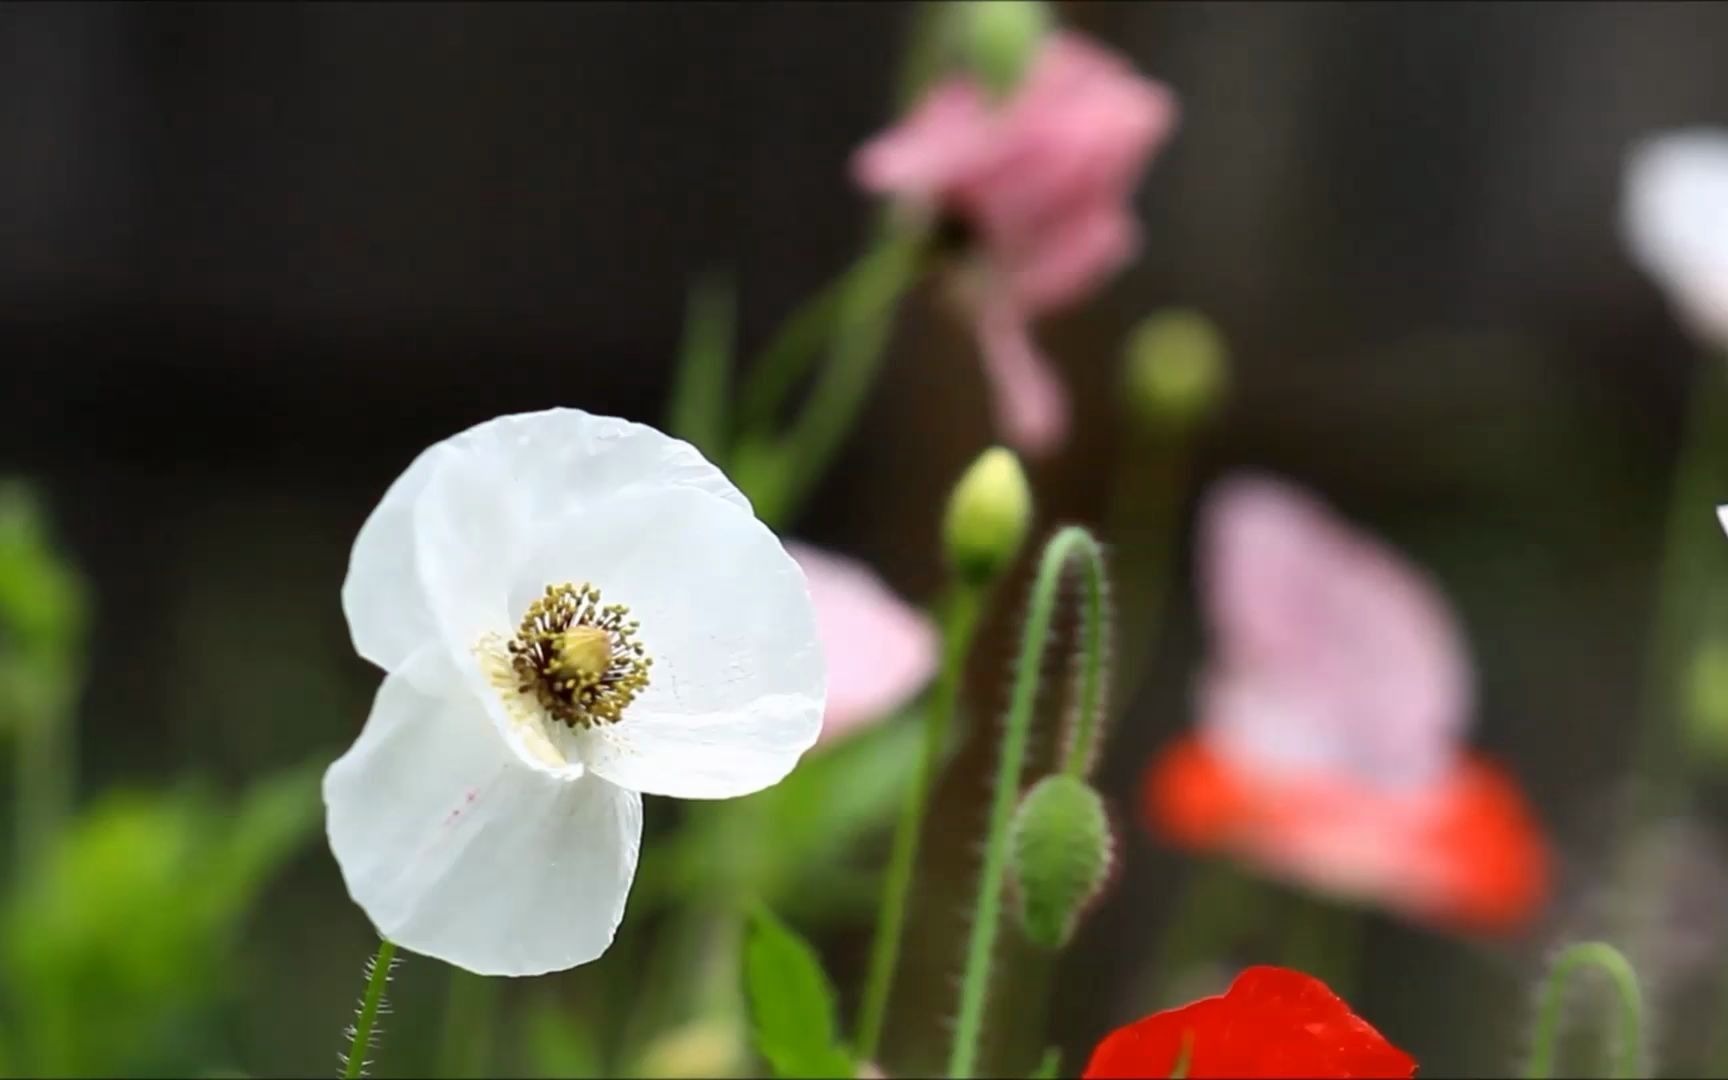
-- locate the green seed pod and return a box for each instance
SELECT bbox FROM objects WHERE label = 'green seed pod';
[1009,773,1113,949]
[1122,308,1229,432]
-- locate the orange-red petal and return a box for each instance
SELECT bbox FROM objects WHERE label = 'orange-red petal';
[1083,966,1416,1078]
[1142,735,1549,934]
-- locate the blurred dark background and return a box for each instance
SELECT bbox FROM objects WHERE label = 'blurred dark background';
[5,1,1728,1075]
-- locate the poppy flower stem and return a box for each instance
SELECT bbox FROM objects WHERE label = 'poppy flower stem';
[742,225,931,529]
[1523,941,1644,1080]
[949,526,1111,1078]
[856,582,987,1063]
[341,937,399,1080]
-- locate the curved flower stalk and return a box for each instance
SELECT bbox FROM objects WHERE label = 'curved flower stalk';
[788,543,939,746]
[854,31,1179,457]
[1142,474,1549,934]
[325,408,825,976]
[949,525,1110,1078]
[1083,966,1416,1079]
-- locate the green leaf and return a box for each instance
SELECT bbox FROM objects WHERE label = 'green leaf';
[743,908,854,1079]
[666,272,736,462]
[1030,1045,1061,1079]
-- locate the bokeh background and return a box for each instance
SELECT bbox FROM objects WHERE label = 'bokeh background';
[6,1,1728,1076]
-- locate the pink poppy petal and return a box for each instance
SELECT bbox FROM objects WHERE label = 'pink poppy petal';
[789,543,939,745]
[1196,473,1472,787]
[976,299,1072,456]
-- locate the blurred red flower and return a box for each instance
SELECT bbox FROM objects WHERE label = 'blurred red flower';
[1082,965,1417,1079]
[853,30,1178,456]
[1141,474,1549,933]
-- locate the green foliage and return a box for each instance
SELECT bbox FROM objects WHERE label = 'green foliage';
[525,995,605,1079]
[743,908,854,1079]
[0,481,87,736]
[1030,1046,1062,1079]
[641,713,920,922]
[0,761,323,1076]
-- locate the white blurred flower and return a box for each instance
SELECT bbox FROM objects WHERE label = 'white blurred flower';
[1623,129,1728,345]
[324,409,824,976]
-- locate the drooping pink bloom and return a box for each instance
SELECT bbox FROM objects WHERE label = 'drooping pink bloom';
[1142,474,1549,934]
[789,543,939,745]
[853,31,1179,456]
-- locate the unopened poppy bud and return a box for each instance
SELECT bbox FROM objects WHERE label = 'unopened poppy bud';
[1123,309,1228,431]
[962,1,1053,101]
[944,447,1032,585]
[1686,636,1728,763]
[1009,773,1113,949]
[635,1018,744,1079]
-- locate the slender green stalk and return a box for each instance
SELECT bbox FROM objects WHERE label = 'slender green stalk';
[948,527,1110,1079]
[734,254,871,441]
[1524,941,1643,1080]
[436,968,497,1079]
[756,228,928,527]
[855,584,986,1063]
[666,273,736,463]
[343,938,399,1080]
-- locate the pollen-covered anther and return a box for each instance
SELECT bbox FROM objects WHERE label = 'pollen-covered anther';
[503,582,652,728]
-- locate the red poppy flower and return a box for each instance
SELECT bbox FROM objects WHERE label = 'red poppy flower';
[1082,965,1416,1079]
[1141,475,1549,933]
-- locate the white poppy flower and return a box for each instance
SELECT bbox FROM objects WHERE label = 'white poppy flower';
[1623,128,1728,346]
[323,409,825,976]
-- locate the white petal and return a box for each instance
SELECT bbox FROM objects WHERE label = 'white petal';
[342,408,749,676]
[507,487,824,800]
[1718,504,1728,540]
[323,646,642,976]
[1624,129,1728,345]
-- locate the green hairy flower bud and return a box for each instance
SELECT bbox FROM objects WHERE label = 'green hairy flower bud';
[944,447,1033,585]
[1123,308,1228,431]
[1009,773,1113,949]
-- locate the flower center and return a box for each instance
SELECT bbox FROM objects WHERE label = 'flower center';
[504,582,652,728]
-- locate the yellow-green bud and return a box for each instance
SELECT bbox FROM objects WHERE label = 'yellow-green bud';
[1687,636,1728,764]
[635,1018,746,1079]
[1009,774,1113,949]
[963,0,1052,101]
[943,447,1032,585]
[1123,308,1228,431]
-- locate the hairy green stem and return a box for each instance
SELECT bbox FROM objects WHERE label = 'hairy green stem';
[855,584,986,1063]
[1524,941,1643,1080]
[343,938,398,1080]
[948,527,1110,1078]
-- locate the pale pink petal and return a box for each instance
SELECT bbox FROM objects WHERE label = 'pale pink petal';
[975,298,1071,457]
[998,206,1140,312]
[851,30,1177,454]
[788,543,938,745]
[1195,473,1472,787]
[852,81,993,200]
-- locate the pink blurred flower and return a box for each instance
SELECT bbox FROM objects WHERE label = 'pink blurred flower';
[853,31,1179,456]
[789,542,938,745]
[1142,474,1549,934]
